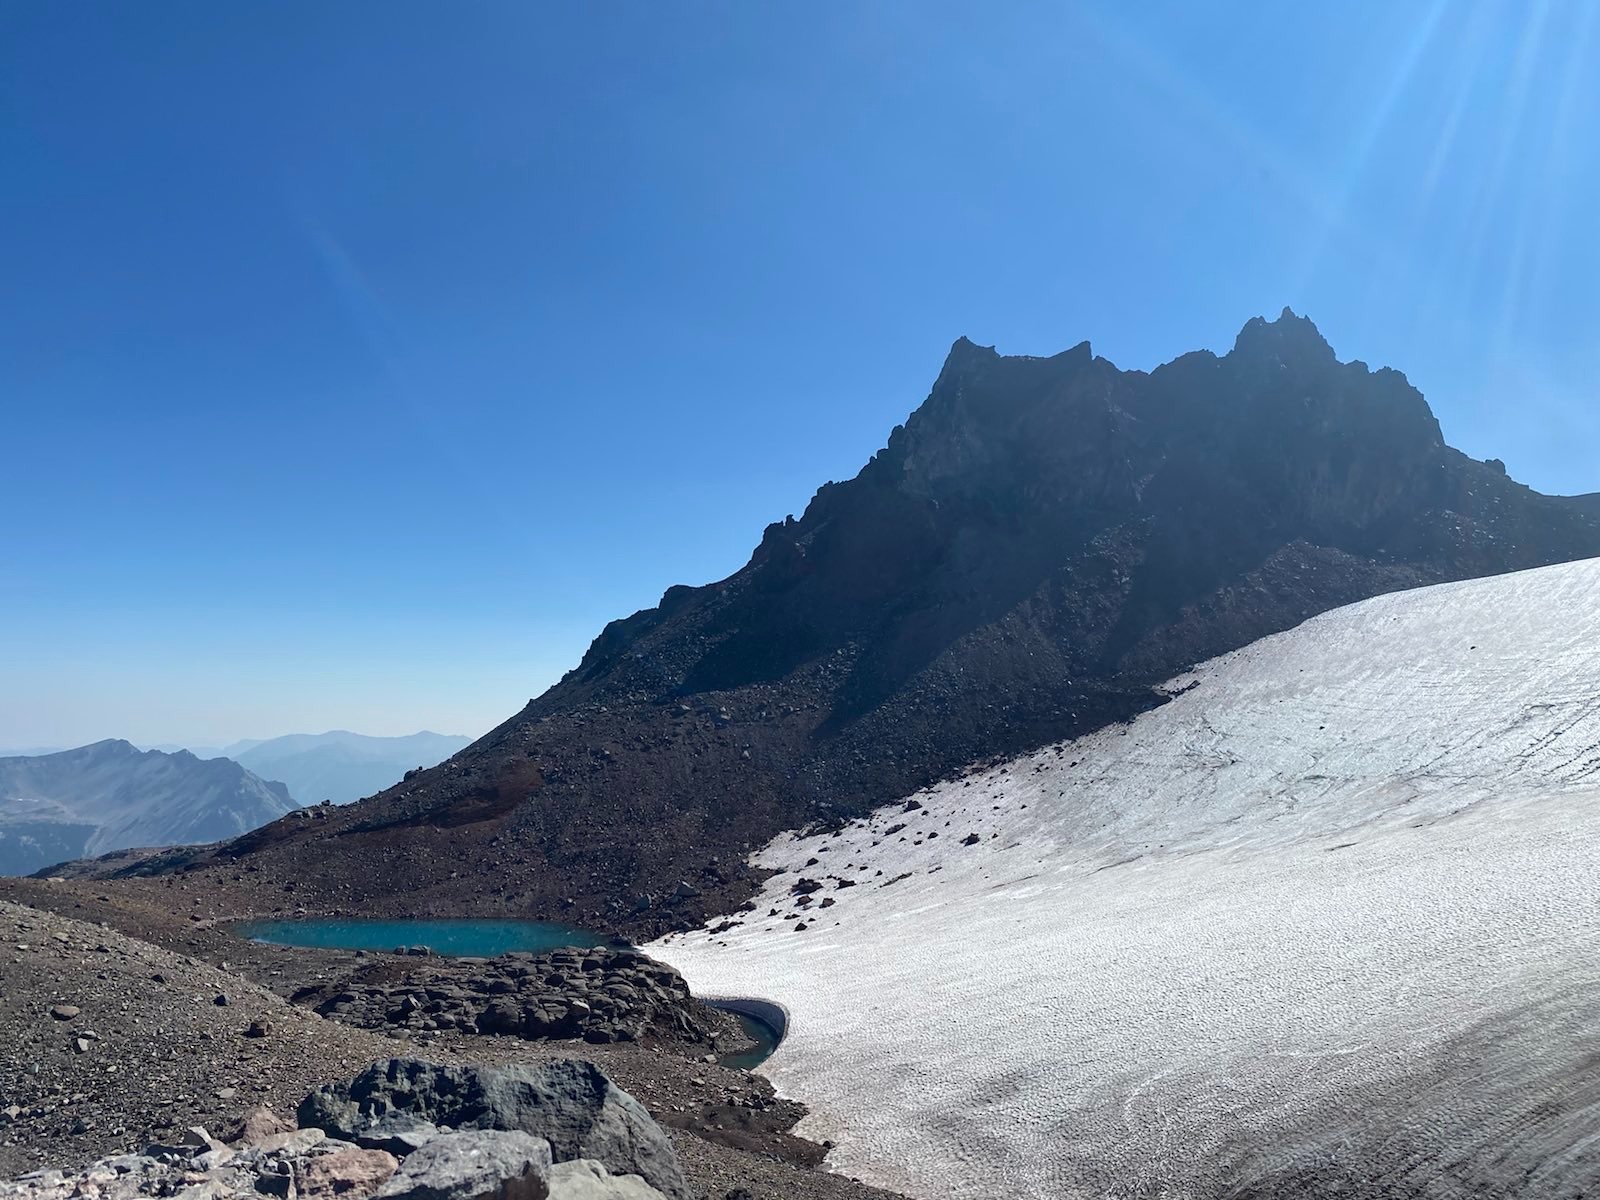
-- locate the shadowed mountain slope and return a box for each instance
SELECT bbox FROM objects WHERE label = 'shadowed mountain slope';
[155,311,1600,932]
[1565,491,1600,516]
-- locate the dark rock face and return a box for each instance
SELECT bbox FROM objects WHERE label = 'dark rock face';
[298,1059,689,1200]
[177,311,1600,931]
[1566,492,1600,518]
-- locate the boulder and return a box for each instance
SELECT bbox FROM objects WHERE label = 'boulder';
[255,1128,330,1155]
[230,1105,296,1147]
[193,1147,236,1171]
[299,1061,687,1200]
[180,1126,226,1152]
[476,1000,525,1037]
[294,1147,400,1200]
[547,1161,666,1199]
[375,1131,551,1200]
[353,1114,441,1156]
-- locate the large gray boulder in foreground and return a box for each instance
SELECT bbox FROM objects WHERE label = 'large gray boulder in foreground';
[0,1123,669,1200]
[547,1161,671,1199]
[375,1130,552,1200]
[298,1060,687,1200]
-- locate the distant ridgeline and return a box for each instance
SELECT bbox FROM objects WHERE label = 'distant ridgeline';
[226,731,471,806]
[0,741,295,876]
[155,311,1600,930]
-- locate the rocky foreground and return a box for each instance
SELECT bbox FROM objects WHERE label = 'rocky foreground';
[0,900,407,1167]
[0,894,899,1200]
[5,1057,690,1199]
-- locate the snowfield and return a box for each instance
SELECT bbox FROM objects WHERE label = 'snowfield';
[648,558,1600,1200]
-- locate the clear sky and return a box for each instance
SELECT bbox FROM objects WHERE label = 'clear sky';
[3,1,1597,750]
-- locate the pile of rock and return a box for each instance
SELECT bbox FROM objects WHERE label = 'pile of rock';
[1,1059,684,1200]
[310,948,725,1047]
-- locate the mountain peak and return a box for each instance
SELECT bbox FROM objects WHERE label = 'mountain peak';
[939,336,999,377]
[80,738,141,757]
[175,321,1600,941]
[1231,307,1337,366]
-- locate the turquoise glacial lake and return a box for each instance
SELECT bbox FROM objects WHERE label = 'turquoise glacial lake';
[236,917,616,956]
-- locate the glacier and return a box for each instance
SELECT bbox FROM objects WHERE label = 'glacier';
[648,557,1600,1199]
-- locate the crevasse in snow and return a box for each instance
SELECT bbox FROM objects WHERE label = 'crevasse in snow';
[649,557,1600,1200]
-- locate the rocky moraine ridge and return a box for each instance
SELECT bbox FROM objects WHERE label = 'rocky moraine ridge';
[291,945,737,1049]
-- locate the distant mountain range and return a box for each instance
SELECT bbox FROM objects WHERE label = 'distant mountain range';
[225,731,471,806]
[0,741,297,876]
[0,731,471,875]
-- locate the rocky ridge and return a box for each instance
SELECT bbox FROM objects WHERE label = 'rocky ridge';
[132,312,1600,938]
[290,946,738,1050]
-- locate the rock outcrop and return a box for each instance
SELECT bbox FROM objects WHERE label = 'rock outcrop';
[298,948,727,1048]
[129,312,1600,933]
[298,1060,688,1200]
[3,1059,680,1200]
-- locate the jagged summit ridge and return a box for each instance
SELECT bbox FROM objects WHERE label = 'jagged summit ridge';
[1231,304,1338,361]
[581,309,1485,692]
[161,316,1600,930]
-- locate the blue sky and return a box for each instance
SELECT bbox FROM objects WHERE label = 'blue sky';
[3,1,1597,749]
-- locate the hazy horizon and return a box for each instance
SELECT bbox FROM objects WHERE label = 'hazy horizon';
[1,729,479,760]
[6,1,1598,748]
